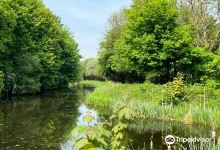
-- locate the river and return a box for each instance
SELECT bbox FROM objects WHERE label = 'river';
[0,86,218,150]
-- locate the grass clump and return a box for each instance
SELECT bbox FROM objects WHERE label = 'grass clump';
[80,80,108,87]
[84,80,220,126]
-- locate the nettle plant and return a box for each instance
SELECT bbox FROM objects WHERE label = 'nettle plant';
[71,111,110,149]
[71,99,133,150]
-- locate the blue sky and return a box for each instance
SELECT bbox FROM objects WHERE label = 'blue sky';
[43,0,132,59]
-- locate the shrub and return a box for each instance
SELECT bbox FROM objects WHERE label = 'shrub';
[162,77,186,105]
[205,79,220,89]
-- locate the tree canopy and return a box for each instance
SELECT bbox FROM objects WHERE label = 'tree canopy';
[98,0,220,84]
[0,0,80,95]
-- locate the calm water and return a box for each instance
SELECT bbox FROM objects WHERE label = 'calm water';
[0,86,219,150]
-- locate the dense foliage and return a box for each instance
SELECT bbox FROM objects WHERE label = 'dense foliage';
[98,0,220,84]
[98,10,135,82]
[0,0,80,95]
[80,58,105,81]
[178,0,220,55]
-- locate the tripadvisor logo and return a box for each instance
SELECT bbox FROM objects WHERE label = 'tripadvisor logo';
[165,135,213,149]
[165,135,175,150]
[165,135,175,145]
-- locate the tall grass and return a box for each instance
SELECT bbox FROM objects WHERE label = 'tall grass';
[84,80,220,126]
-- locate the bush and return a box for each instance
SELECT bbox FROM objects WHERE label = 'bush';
[205,79,220,89]
[162,77,186,105]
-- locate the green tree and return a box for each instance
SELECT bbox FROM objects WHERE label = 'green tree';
[81,58,104,80]
[178,0,220,55]
[98,9,140,82]
[100,0,220,83]
[0,0,80,95]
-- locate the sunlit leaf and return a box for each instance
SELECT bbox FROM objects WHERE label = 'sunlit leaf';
[73,138,89,149]
[83,112,95,124]
[118,107,132,120]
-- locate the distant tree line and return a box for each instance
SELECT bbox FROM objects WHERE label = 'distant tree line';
[0,0,80,95]
[98,0,220,84]
[81,58,105,81]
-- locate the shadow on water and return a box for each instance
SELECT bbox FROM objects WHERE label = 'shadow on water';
[0,85,218,150]
[128,119,220,149]
[0,86,95,150]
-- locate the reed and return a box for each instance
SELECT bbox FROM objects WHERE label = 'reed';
[83,80,220,126]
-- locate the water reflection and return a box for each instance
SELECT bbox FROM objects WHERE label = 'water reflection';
[0,85,218,150]
[60,104,99,150]
[0,87,94,150]
[76,105,98,126]
[128,119,219,149]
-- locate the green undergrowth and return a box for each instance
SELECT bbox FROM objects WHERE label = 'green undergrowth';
[80,80,107,88]
[83,80,220,127]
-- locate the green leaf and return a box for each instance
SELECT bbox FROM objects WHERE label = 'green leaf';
[73,138,89,149]
[112,123,127,133]
[86,127,95,140]
[111,139,121,148]
[83,112,95,124]
[115,133,123,140]
[118,107,132,120]
[109,114,116,120]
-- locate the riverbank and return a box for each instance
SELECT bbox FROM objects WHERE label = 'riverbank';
[82,80,220,127]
